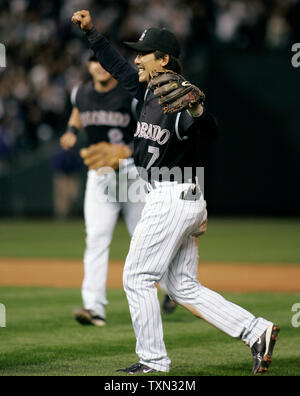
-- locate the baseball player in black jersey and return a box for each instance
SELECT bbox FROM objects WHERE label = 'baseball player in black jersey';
[72,10,279,375]
[60,53,146,326]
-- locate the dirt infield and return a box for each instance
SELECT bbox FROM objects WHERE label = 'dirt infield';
[0,258,299,292]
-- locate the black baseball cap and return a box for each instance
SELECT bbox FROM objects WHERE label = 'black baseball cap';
[124,28,181,58]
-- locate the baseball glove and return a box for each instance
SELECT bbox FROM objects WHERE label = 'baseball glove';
[80,142,131,172]
[148,71,205,115]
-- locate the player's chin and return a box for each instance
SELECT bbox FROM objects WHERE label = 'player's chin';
[138,71,148,83]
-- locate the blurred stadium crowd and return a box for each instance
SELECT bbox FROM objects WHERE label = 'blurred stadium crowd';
[0,0,300,161]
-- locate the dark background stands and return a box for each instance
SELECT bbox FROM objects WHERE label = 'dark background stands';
[0,0,299,216]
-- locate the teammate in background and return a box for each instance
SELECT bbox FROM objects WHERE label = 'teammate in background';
[72,11,279,374]
[60,53,145,326]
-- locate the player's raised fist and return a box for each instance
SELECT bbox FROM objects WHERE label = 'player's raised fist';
[72,10,93,32]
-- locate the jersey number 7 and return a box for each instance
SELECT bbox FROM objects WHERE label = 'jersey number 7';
[147,146,160,170]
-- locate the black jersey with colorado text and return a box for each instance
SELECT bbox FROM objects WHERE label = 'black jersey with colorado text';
[87,29,218,182]
[133,88,212,182]
[72,80,138,146]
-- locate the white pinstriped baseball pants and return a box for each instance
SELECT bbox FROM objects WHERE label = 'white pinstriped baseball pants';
[123,182,272,372]
[83,164,145,319]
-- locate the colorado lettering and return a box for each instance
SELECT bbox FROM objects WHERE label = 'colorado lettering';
[134,121,171,145]
[80,110,130,128]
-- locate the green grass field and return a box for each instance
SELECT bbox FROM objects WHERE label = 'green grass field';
[0,217,300,263]
[0,218,299,377]
[0,287,299,376]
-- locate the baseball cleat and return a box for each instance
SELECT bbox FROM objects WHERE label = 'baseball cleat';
[162,295,177,315]
[73,308,106,327]
[117,362,157,374]
[251,324,280,374]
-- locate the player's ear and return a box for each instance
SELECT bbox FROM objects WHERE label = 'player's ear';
[160,54,170,68]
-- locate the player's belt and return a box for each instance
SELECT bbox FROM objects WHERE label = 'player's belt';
[146,180,202,201]
[147,175,199,191]
[147,175,198,190]
[147,181,178,191]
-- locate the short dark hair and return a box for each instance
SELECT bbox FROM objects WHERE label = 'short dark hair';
[154,50,182,74]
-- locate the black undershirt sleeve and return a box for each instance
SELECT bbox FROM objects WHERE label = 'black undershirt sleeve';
[191,110,219,139]
[180,109,219,140]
